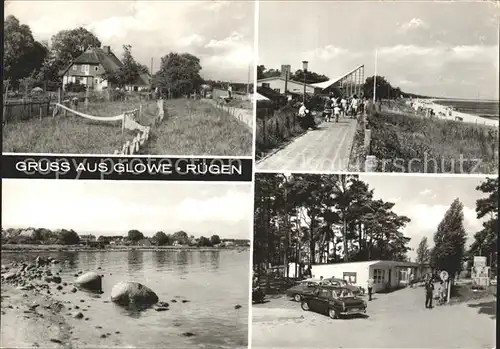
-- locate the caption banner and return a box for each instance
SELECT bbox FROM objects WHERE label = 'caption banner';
[2,155,253,181]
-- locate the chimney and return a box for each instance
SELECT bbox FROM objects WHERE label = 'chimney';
[281,64,291,79]
[103,46,111,54]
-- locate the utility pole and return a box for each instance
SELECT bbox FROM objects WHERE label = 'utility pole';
[373,49,378,104]
[150,57,154,99]
[247,63,250,95]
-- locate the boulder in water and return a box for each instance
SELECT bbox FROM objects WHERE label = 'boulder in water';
[110,281,158,306]
[74,272,102,292]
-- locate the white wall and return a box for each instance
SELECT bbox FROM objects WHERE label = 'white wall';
[257,78,316,95]
[311,262,373,289]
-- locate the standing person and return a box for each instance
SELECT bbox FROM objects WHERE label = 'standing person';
[409,273,414,288]
[425,278,435,309]
[367,277,374,301]
[341,96,347,117]
[227,84,232,99]
[333,103,341,123]
[350,95,359,119]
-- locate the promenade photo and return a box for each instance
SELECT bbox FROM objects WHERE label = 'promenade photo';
[1,179,252,349]
[3,1,254,156]
[255,1,499,173]
[252,173,497,348]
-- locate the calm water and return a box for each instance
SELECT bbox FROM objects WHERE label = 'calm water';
[1,250,249,348]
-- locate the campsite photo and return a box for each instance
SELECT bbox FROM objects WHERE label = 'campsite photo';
[1,179,252,349]
[3,1,254,156]
[252,173,497,349]
[255,1,499,173]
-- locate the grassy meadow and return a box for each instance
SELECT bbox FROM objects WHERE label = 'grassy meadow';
[368,110,499,173]
[3,98,253,155]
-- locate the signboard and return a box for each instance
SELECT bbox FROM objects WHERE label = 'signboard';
[440,270,449,282]
[473,256,487,267]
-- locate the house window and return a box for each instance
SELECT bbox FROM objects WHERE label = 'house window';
[343,272,357,284]
[95,79,99,84]
[373,269,386,283]
[273,88,280,93]
[94,66,99,71]
[72,65,77,71]
[262,83,270,88]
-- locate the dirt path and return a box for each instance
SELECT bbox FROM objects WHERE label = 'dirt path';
[202,99,253,129]
[252,286,496,348]
[256,118,357,172]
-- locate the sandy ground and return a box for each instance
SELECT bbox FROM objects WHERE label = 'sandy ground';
[411,100,499,127]
[252,285,496,349]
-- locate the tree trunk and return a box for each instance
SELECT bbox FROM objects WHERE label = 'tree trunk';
[309,216,316,265]
[343,214,348,262]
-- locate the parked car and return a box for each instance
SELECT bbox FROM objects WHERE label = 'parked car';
[286,278,326,301]
[301,285,367,319]
[323,278,365,296]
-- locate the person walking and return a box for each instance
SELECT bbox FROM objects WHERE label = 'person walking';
[341,97,347,117]
[367,278,374,301]
[425,278,435,309]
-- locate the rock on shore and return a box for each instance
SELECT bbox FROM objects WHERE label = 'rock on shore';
[110,281,158,306]
[74,272,102,292]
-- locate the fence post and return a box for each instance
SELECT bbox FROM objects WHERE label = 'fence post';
[39,106,42,121]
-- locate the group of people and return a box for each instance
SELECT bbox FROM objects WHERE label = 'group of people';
[424,276,448,309]
[323,94,365,122]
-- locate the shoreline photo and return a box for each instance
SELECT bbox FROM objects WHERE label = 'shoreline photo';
[1,179,252,349]
[3,1,254,156]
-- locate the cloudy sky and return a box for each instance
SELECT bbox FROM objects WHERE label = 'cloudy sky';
[5,0,255,82]
[359,174,493,261]
[259,1,499,99]
[2,180,252,239]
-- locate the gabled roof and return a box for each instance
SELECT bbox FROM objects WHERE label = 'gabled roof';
[257,76,317,89]
[134,72,151,86]
[60,47,123,76]
[311,65,365,90]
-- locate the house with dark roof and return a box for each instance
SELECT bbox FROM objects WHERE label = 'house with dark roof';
[60,46,151,92]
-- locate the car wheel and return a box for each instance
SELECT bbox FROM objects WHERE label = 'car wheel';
[301,301,310,311]
[294,294,302,302]
[328,308,339,319]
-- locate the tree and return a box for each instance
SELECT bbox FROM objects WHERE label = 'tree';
[467,177,498,271]
[416,237,431,273]
[290,69,329,84]
[4,16,47,85]
[57,229,80,245]
[153,52,204,97]
[171,230,189,245]
[198,236,213,247]
[154,231,170,246]
[51,27,101,63]
[105,45,145,88]
[127,230,144,243]
[210,235,221,246]
[431,199,467,279]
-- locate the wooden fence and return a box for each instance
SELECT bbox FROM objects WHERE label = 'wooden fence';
[3,97,53,123]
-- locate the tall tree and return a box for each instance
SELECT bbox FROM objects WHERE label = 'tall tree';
[127,230,144,243]
[153,52,204,97]
[210,235,221,246]
[105,45,146,88]
[431,199,467,279]
[467,177,498,270]
[50,27,101,63]
[4,15,47,85]
[416,236,431,272]
[154,231,170,246]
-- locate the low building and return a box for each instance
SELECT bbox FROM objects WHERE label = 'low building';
[79,234,96,243]
[257,76,319,96]
[311,260,423,292]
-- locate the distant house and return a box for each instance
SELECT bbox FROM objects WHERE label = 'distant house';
[60,45,150,92]
[79,234,96,243]
[137,238,152,247]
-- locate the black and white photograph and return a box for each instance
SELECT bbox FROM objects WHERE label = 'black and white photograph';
[1,180,252,348]
[3,1,254,156]
[255,1,499,173]
[252,173,497,348]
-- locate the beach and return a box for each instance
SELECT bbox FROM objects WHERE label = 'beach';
[411,99,499,127]
[1,250,249,348]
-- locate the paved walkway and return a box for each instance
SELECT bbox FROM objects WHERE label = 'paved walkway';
[252,286,496,348]
[256,118,357,172]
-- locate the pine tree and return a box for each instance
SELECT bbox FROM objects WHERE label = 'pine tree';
[431,198,467,279]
